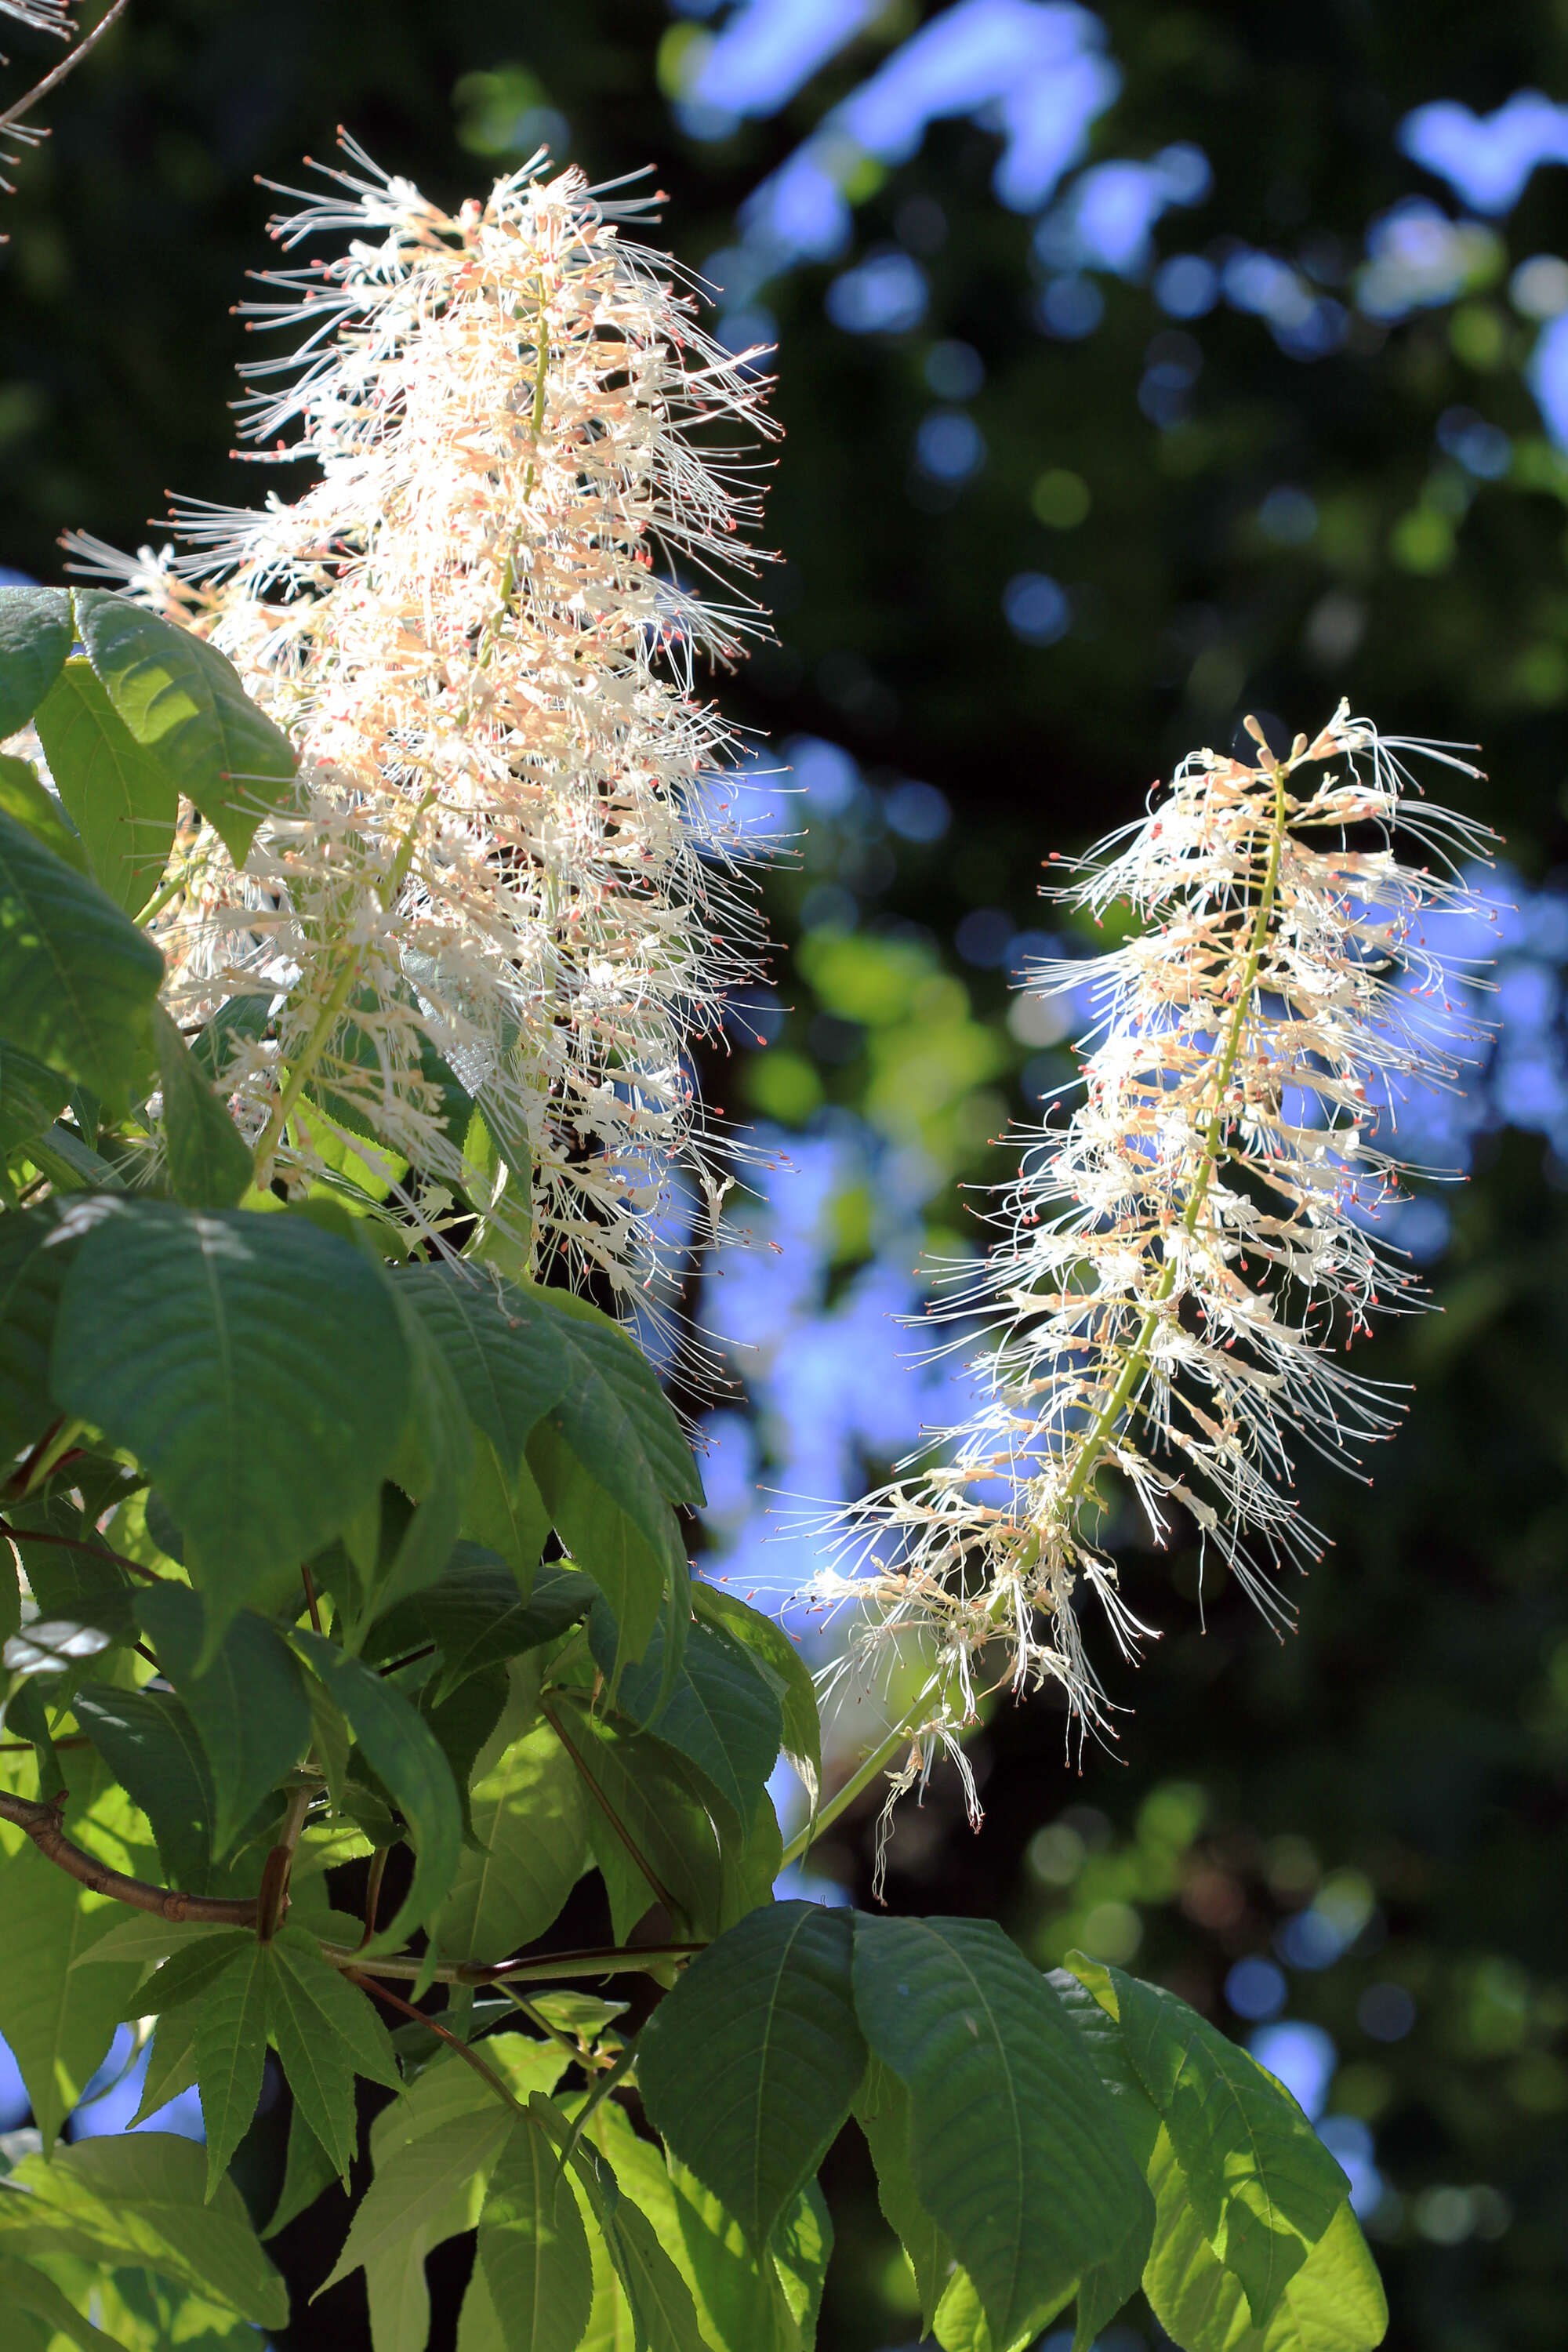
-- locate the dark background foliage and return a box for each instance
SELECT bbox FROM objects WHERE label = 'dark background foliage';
[3,5,1566,2349]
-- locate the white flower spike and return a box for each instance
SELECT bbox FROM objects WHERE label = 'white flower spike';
[68,136,777,1309]
[805,706,1494,1876]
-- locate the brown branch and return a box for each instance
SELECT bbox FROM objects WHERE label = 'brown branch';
[299,1559,323,1635]
[330,1938,701,1986]
[0,0,129,134]
[0,1518,166,1585]
[346,1969,525,2114]
[0,1786,258,1924]
[0,1733,92,1752]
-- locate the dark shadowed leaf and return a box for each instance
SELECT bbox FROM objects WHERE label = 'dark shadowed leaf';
[151,1005,252,1208]
[638,1900,866,2254]
[72,1682,218,1893]
[0,586,72,735]
[0,1208,68,1453]
[0,808,162,1101]
[590,1602,782,1836]
[135,1584,310,1856]
[691,1581,821,1812]
[363,1548,595,1695]
[545,1693,723,1943]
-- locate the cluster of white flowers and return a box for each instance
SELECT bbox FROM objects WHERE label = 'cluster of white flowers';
[805,704,1493,1849]
[71,136,776,1303]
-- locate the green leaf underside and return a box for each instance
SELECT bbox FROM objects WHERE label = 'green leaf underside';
[0,1831,143,2147]
[435,1716,590,1965]
[0,2132,289,2328]
[1075,1956,1350,2328]
[74,589,296,866]
[532,2095,710,2352]
[546,1693,723,1942]
[0,806,162,1100]
[590,1604,783,1837]
[475,2114,595,2352]
[263,1926,401,2178]
[294,1632,464,1951]
[134,1585,309,1857]
[638,1900,866,2254]
[151,1004,252,1209]
[35,661,179,917]
[52,1202,410,1649]
[0,586,72,736]
[853,1916,1154,2350]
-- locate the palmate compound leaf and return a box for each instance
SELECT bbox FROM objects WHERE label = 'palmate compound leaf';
[151,1005,253,1210]
[0,806,163,1103]
[73,590,296,866]
[589,1600,783,1837]
[0,586,72,736]
[34,660,180,917]
[193,1938,270,2198]
[343,2038,572,2352]
[637,1900,867,2256]
[262,1926,402,2180]
[51,1200,411,1650]
[0,2132,289,2329]
[293,1632,464,1951]
[133,1584,310,1857]
[851,1916,1154,2352]
[691,1582,822,1815]
[1065,1955,1354,2332]
[530,2093,710,2352]
[434,1715,591,1966]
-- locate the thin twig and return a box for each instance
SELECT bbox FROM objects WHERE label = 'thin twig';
[0,1518,167,1585]
[0,0,129,135]
[299,1560,324,1635]
[325,1939,701,1987]
[346,1969,526,2117]
[0,1785,258,1924]
[539,1693,675,1917]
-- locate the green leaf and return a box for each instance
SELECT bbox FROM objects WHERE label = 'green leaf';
[463,1432,552,1590]
[294,1632,464,1949]
[73,590,296,865]
[0,1208,65,1453]
[855,2054,953,2334]
[528,1420,684,1675]
[364,1548,595,1695]
[151,1005,253,1208]
[0,1836,143,2147]
[470,2114,595,2352]
[390,1261,567,1474]
[194,1941,270,2198]
[717,1790,785,1935]
[638,1899,866,2253]
[264,1926,401,2178]
[72,1682,218,1892]
[126,1932,257,2021]
[691,1583,821,1813]
[134,1586,310,1857]
[323,2105,516,2301]
[546,1692,723,1942]
[0,753,88,874]
[1071,1955,1349,2328]
[532,2094,710,2352]
[421,1662,511,1841]
[771,2176,833,2348]
[532,1283,704,1508]
[0,807,163,1102]
[52,1201,410,1646]
[851,1916,1153,2350]
[35,662,180,916]
[0,2131,289,2328]
[1142,2135,1388,2352]
[0,2251,125,2350]
[434,1716,590,1965]
[1044,1966,1161,2348]
[590,1604,782,1838]
[130,2006,200,2125]
[377,1287,476,1617]
[0,586,72,735]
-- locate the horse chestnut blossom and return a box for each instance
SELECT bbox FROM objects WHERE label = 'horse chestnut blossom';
[806,706,1494,1867]
[69,136,776,1306]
